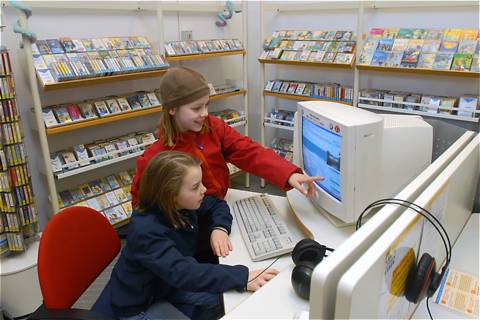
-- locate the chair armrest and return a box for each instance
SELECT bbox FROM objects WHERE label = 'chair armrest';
[28,304,114,320]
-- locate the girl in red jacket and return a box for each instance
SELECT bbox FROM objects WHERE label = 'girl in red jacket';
[131,66,321,261]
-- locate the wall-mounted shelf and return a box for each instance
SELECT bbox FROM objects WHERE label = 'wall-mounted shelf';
[166,50,245,62]
[210,89,246,101]
[46,106,163,135]
[356,65,480,78]
[264,91,353,106]
[358,103,479,123]
[55,147,149,180]
[39,69,169,91]
[258,58,354,69]
[264,116,295,131]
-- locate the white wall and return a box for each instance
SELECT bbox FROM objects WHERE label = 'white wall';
[1,1,478,227]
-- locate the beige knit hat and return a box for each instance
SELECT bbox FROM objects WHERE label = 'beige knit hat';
[159,66,210,109]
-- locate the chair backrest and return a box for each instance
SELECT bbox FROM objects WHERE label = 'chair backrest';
[38,206,121,309]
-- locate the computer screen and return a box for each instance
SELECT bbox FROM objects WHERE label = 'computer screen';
[302,116,342,201]
[334,135,479,319]
[293,101,433,225]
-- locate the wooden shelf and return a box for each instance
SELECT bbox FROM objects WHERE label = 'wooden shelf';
[40,69,169,91]
[45,90,246,135]
[264,90,353,106]
[356,64,480,78]
[46,106,163,135]
[258,58,354,69]
[210,89,246,101]
[166,50,245,62]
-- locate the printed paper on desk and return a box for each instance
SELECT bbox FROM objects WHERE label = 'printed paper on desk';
[435,268,479,317]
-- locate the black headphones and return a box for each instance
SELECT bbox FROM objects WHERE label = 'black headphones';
[356,198,452,308]
[290,238,333,300]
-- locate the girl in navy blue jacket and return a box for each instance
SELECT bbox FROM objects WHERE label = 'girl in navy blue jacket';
[98,151,278,320]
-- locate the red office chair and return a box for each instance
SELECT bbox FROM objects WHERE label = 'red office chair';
[28,206,121,320]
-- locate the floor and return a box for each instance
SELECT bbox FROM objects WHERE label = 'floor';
[73,173,285,309]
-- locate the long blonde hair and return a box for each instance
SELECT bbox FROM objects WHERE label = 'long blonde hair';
[137,151,201,228]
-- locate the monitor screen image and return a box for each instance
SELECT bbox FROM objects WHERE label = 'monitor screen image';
[302,115,342,201]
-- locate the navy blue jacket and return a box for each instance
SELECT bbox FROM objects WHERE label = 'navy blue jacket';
[108,196,249,317]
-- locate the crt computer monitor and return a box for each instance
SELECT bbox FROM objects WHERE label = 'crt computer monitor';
[293,101,433,224]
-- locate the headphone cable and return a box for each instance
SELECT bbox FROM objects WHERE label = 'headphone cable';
[426,296,433,320]
[247,255,283,283]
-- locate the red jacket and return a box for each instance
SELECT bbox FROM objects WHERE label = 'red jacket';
[131,115,301,206]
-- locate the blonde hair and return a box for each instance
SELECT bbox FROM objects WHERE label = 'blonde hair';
[137,151,201,228]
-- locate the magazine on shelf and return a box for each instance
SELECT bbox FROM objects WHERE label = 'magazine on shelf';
[79,183,94,198]
[146,92,160,106]
[471,54,479,72]
[126,95,142,110]
[106,99,122,114]
[37,69,56,85]
[116,98,132,112]
[370,50,388,66]
[117,171,133,185]
[451,53,473,71]
[439,40,459,53]
[88,145,108,163]
[94,101,111,117]
[103,206,128,224]
[457,96,479,117]
[417,53,436,69]
[137,94,152,108]
[334,53,354,64]
[425,29,444,40]
[32,54,48,70]
[114,188,128,203]
[78,102,98,119]
[421,39,441,53]
[73,144,90,166]
[432,52,454,70]
[54,105,73,124]
[457,40,477,54]
[61,151,79,170]
[50,153,64,173]
[106,175,121,189]
[392,39,409,52]
[66,104,84,121]
[385,51,403,67]
[400,49,420,68]
[405,94,421,110]
[102,142,118,159]
[265,80,275,91]
[377,38,394,51]
[70,188,84,202]
[42,108,59,127]
[322,52,336,63]
[439,97,456,114]
[295,83,306,95]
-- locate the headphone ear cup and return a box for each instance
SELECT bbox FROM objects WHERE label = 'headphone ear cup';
[291,260,316,300]
[405,253,436,304]
[291,239,325,266]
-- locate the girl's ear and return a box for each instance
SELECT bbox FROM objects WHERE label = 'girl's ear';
[169,107,177,116]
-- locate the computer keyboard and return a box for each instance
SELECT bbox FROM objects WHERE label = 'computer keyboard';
[231,194,295,261]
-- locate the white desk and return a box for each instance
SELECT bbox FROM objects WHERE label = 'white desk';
[412,213,479,319]
[221,189,354,318]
